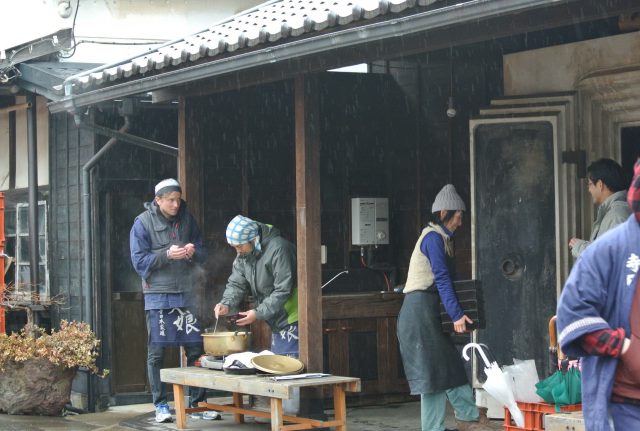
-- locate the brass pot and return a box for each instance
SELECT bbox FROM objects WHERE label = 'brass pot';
[202,331,251,356]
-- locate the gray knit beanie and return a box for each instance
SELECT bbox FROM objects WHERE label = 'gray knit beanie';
[431,184,466,212]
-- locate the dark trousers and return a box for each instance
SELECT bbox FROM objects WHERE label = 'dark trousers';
[145,311,206,407]
[611,402,640,430]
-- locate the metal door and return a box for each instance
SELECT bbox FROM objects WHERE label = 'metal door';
[470,117,560,379]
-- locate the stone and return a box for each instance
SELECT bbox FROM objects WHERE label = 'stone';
[0,359,76,415]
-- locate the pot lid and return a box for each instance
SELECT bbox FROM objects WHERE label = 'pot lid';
[251,355,304,375]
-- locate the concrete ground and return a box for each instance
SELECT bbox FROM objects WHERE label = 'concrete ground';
[0,397,505,431]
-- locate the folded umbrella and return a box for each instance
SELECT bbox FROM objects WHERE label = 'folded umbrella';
[536,367,581,411]
[539,315,582,411]
[462,342,525,428]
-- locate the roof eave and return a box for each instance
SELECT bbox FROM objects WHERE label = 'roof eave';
[17,62,102,101]
[48,0,571,114]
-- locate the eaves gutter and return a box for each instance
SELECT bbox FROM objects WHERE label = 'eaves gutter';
[48,0,573,114]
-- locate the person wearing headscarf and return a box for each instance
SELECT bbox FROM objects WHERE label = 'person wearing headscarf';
[130,179,220,423]
[397,184,489,431]
[557,160,640,430]
[214,215,298,356]
[214,215,299,422]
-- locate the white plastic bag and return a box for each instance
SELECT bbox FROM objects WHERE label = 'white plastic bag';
[503,359,543,403]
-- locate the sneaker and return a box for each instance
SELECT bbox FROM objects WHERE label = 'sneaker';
[191,410,222,420]
[154,403,172,423]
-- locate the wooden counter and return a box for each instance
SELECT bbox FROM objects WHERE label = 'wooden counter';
[161,367,360,430]
[321,292,407,396]
[322,292,403,320]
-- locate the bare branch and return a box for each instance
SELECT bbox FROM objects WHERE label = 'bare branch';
[1,282,65,309]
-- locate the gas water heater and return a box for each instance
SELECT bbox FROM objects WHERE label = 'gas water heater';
[351,197,389,246]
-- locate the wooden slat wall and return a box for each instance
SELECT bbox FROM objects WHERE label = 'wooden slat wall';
[49,112,91,323]
[189,81,296,333]
[317,73,415,292]
[190,73,418,305]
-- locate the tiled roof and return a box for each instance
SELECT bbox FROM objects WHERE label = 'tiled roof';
[65,0,441,94]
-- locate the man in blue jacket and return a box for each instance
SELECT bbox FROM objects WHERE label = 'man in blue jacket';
[557,162,640,430]
[130,179,219,423]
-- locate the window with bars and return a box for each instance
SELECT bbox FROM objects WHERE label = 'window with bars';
[4,201,49,301]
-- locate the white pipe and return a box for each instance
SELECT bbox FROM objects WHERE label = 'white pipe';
[321,270,349,289]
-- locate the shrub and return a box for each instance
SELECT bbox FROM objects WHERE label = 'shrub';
[0,320,108,376]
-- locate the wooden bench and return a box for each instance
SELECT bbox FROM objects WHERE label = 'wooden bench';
[160,367,361,431]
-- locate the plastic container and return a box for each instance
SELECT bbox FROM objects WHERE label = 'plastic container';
[503,401,582,431]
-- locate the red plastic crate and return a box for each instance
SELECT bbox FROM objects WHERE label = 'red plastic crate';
[503,401,582,431]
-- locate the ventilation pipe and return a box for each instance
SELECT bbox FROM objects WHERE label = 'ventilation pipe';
[26,95,39,304]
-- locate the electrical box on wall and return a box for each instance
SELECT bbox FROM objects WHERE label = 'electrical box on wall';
[351,197,389,246]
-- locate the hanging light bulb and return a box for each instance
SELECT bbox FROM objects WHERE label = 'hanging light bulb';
[446,96,457,118]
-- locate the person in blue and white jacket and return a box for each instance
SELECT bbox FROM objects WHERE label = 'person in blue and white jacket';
[557,161,640,431]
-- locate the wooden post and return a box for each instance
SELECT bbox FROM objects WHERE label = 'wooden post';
[270,397,284,431]
[333,384,347,431]
[177,96,205,367]
[294,75,322,373]
[178,96,204,225]
[177,95,186,189]
[173,383,187,429]
[232,392,245,423]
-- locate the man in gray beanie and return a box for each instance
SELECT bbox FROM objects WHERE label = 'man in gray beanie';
[398,184,491,431]
[130,179,220,423]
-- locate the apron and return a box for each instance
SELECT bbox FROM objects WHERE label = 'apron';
[271,323,299,358]
[147,308,203,346]
[397,289,469,394]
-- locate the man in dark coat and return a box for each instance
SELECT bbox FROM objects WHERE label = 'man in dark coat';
[130,179,219,423]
